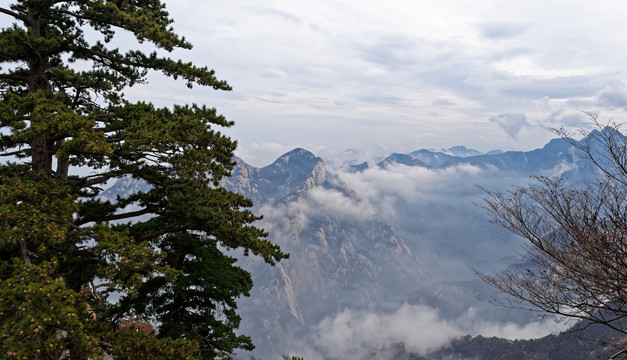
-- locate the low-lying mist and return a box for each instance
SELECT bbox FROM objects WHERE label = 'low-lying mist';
[234,149,583,359]
[283,303,567,360]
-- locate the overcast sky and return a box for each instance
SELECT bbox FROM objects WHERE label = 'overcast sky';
[17,1,627,166]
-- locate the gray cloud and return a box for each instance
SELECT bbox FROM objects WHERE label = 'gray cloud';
[498,75,597,100]
[432,99,455,106]
[478,21,528,40]
[334,162,534,271]
[255,186,377,249]
[595,81,627,110]
[489,112,531,139]
[357,95,404,104]
[360,35,420,70]
[487,47,534,62]
[125,1,627,157]
[539,110,588,128]
[257,7,302,24]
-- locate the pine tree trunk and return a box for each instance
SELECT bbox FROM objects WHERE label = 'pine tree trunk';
[31,137,54,172]
[27,5,54,173]
[20,239,31,265]
[56,154,69,179]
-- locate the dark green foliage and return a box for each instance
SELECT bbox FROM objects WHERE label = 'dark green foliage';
[124,232,256,359]
[0,1,287,359]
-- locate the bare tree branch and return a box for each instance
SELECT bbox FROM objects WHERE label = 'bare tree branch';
[480,119,627,341]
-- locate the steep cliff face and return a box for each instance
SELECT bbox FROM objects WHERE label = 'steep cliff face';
[225,149,423,358]
[223,148,328,204]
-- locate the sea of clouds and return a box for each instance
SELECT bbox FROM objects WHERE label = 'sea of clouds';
[239,151,580,360]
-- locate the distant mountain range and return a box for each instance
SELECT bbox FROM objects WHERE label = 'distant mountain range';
[356,136,583,174]
[104,128,625,359]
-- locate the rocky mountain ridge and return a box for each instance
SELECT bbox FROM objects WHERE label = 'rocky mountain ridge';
[225,148,423,358]
[365,136,578,173]
[101,129,625,359]
[228,129,621,359]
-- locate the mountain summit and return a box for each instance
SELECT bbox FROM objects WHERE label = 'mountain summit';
[222,149,422,358]
[223,148,326,204]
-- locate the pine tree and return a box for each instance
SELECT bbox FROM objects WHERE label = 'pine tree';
[0,1,287,359]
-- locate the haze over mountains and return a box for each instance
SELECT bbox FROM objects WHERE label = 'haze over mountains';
[221,131,615,359]
[105,129,620,359]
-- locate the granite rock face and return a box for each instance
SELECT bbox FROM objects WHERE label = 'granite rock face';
[224,149,423,358]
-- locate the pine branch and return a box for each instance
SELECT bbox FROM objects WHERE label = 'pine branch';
[0,148,30,156]
[0,7,28,23]
[84,169,126,186]
[137,226,185,242]
[106,207,154,222]
[0,73,29,82]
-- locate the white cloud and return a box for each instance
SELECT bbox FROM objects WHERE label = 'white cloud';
[489,112,531,140]
[308,187,376,219]
[309,304,460,359]
[234,142,295,167]
[497,57,593,79]
[296,304,567,360]
[337,162,485,205]
[256,186,375,248]
[257,200,311,246]
[106,0,627,156]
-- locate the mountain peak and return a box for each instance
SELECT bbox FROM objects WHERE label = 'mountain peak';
[378,153,429,168]
[255,148,328,199]
[585,126,625,140]
[444,145,483,157]
[274,148,317,164]
[541,137,571,152]
[269,148,324,173]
